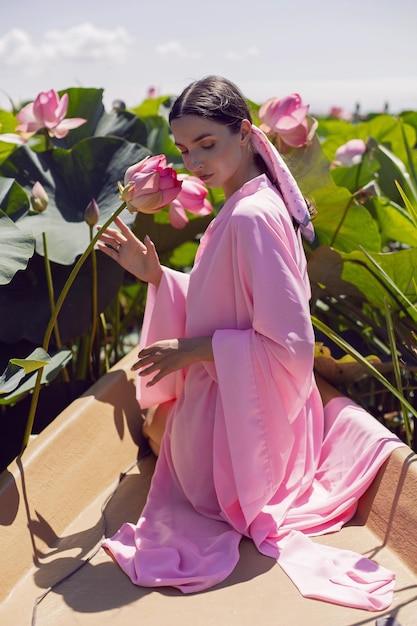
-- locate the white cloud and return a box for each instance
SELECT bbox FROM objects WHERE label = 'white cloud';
[0,23,134,70]
[156,40,201,60]
[224,46,260,62]
[0,28,43,66]
[43,23,133,62]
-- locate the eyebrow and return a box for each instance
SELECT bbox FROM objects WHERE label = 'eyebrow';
[174,132,214,147]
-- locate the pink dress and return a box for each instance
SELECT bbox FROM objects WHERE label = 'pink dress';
[102,175,403,610]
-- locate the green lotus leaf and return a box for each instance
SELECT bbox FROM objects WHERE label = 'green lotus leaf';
[0,209,34,285]
[53,87,148,149]
[310,184,381,253]
[0,136,149,265]
[0,347,51,396]
[373,196,417,247]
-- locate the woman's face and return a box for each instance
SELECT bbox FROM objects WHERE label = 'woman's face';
[171,115,251,198]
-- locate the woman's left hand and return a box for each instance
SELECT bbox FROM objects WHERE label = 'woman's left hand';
[132,337,213,387]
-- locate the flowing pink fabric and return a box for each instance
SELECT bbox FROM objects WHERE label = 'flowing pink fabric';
[103,175,403,609]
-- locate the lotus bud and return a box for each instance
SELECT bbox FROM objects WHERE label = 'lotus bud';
[333,139,367,167]
[30,181,49,212]
[85,198,100,226]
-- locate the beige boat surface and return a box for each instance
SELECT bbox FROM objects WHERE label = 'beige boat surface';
[1,350,416,626]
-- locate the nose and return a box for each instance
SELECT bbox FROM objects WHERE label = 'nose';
[188,153,203,174]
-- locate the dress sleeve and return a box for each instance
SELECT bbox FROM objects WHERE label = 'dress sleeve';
[136,267,190,409]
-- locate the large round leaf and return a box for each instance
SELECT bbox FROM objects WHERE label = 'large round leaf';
[311,184,382,253]
[53,88,148,149]
[0,136,150,264]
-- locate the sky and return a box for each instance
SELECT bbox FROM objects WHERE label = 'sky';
[1,0,416,118]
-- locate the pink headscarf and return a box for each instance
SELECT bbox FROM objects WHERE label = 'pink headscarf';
[251,125,315,243]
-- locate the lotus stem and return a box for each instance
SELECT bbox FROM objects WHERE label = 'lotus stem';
[21,202,127,451]
[42,232,70,383]
[329,147,367,248]
[384,298,412,447]
[329,196,355,248]
[87,225,99,381]
[100,312,110,374]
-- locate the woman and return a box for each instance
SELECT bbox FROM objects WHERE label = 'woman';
[99,76,402,610]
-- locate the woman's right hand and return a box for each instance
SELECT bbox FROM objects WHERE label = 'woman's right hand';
[97,216,163,287]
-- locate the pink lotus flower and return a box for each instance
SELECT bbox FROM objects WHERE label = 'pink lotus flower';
[16,89,86,139]
[333,139,367,167]
[259,94,310,150]
[328,106,352,122]
[119,155,182,214]
[168,174,213,229]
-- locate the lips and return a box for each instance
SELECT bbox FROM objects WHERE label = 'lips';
[199,174,213,183]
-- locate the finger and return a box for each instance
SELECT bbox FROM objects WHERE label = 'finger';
[138,364,159,378]
[130,357,160,383]
[96,225,120,238]
[145,372,163,387]
[96,241,119,258]
[97,237,124,255]
[138,345,157,357]
[144,234,157,253]
[131,356,153,371]
[131,349,160,369]
[113,216,134,237]
[97,232,119,247]
[96,220,133,247]
[130,359,140,371]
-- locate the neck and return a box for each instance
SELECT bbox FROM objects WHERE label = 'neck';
[223,155,263,199]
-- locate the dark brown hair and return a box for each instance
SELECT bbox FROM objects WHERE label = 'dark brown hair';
[169,75,252,133]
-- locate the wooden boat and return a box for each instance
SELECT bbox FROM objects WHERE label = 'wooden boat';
[1,349,416,625]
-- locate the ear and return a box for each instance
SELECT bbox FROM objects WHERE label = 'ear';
[239,119,252,145]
